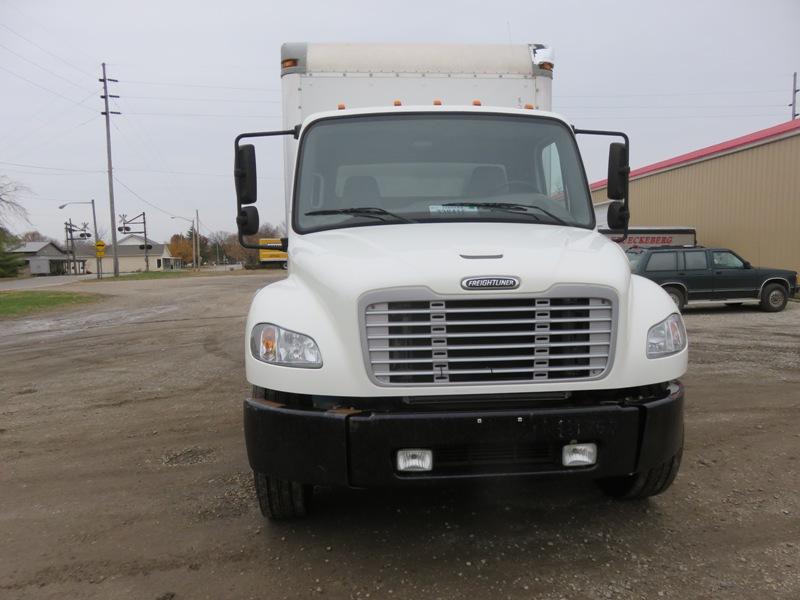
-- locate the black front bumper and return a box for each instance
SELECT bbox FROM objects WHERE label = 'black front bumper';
[243,383,684,487]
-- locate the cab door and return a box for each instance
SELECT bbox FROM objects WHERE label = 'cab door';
[680,249,714,301]
[711,251,759,299]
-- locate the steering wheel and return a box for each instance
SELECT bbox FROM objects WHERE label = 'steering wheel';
[488,180,540,194]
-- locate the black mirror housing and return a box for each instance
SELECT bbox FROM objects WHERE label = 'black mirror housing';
[606,200,630,231]
[235,144,258,205]
[237,206,260,236]
[607,142,629,201]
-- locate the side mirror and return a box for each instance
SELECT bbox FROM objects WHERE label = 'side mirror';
[606,200,630,231]
[607,142,629,201]
[235,144,258,205]
[237,206,260,236]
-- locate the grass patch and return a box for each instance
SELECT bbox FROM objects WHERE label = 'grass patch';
[93,271,194,281]
[0,291,100,318]
[91,270,249,282]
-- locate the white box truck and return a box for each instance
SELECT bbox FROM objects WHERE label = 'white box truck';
[234,43,687,519]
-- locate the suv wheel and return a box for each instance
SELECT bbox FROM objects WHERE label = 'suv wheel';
[760,283,788,312]
[663,286,685,311]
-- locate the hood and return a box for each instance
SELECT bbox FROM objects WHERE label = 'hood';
[288,222,631,299]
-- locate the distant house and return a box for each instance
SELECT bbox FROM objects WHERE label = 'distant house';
[9,241,85,276]
[78,234,183,274]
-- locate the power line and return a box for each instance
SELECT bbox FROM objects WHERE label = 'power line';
[124,94,281,103]
[556,89,786,98]
[0,22,95,78]
[0,63,96,110]
[0,159,102,173]
[556,103,788,109]
[114,166,280,179]
[2,113,102,161]
[125,111,280,118]
[120,79,279,92]
[113,176,180,219]
[0,88,99,149]
[0,41,87,89]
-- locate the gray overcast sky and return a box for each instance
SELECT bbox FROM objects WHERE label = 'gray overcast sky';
[1,0,798,242]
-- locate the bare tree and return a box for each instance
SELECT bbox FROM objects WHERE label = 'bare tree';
[0,176,28,227]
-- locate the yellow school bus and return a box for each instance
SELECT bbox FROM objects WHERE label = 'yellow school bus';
[258,238,288,268]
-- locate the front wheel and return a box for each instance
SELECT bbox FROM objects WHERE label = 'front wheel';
[253,471,312,519]
[663,286,685,311]
[760,283,788,312]
[597,447,682,500]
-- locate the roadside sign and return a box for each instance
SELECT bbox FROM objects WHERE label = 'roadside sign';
[95,240,106,251]
[96,251,105,258]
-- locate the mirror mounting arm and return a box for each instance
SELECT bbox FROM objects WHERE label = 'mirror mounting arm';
[573,126,630,242]
[234,125,300,250]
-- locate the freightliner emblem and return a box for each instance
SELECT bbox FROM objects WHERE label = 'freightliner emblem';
[461,276,520,290]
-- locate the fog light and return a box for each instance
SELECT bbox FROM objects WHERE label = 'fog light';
[562,443,597,467]
[396,449,433,472]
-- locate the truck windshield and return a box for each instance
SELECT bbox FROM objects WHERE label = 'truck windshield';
[293,114,594,233]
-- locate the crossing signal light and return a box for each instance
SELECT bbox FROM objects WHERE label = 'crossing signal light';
[139,244,153,250]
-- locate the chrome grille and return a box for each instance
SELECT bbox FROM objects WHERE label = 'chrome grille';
[364,295,614,385]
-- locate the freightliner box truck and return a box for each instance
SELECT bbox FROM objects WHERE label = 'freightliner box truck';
[233,43,687,519]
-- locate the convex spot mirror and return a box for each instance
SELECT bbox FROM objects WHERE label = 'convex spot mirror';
[607,142,629,201]
[237,206,259,236]
[606,201,629,231]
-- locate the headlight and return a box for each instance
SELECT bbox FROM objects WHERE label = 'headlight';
[646,313,687,358]
[250,323,322,368]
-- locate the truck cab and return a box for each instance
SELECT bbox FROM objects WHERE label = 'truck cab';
[234,43,688,519]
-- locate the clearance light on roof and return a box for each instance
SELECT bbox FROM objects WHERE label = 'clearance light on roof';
[539,62,554,71]
[472,99,482,106]
[433,99,442,106]
[281,58,299,69]
[337,103,346,110]
[393,100,402,106]
[524,103,535,110]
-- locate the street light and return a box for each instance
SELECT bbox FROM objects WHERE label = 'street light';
[171,215,197,271]
[59,199,101,279]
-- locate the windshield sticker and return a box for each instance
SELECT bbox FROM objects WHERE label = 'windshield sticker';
[429,205,480,214]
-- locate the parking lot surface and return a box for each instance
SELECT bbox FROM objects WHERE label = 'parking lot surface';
[1,274,798,599]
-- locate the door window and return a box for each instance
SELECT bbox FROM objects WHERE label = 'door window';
[712,251,744,269]
[684,251,708,270]
[645,252,677,271]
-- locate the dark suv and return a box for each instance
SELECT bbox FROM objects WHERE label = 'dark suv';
[626,246,798,312]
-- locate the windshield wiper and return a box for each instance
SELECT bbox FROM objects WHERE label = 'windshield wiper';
[304,207,417,224]
[443,202,569,226]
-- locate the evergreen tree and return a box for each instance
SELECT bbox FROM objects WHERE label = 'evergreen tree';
[0,227,23,278]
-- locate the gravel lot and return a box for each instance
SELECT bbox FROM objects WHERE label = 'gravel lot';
[1,274,798,599]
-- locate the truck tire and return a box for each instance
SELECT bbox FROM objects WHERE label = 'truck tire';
[253,471,311,519]
[760,283,788,312]
[597,447,682,500]
[663,286,685,311]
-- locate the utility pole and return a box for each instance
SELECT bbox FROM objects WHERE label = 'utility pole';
[100,63,121,277]
[195,209,201,271]
[791,71,798,121]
